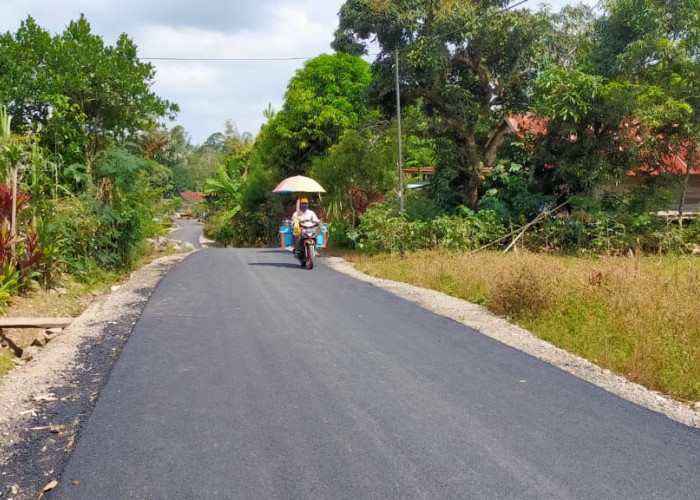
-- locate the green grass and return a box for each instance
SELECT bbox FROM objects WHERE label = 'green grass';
[347,250,700,403]
[0,349,14,377]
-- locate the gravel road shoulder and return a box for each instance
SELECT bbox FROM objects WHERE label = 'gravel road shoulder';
[0,253,190,500]
[324,256,700,430]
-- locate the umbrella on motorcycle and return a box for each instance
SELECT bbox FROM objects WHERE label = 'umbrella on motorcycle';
[272,175,325,194]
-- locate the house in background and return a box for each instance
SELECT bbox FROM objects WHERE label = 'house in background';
[485,114,700,214]
[179,192,206,203]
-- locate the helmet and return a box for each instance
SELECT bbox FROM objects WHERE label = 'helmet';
[299,197,309,204]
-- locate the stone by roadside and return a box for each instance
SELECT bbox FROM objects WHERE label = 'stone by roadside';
[324,256,700,430]
[0,253,190,500]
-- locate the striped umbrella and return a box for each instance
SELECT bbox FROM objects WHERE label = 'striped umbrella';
[272,175,326,193]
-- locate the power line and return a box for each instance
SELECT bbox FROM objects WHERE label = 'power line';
[505,0,530,11]
[142,56,317,61]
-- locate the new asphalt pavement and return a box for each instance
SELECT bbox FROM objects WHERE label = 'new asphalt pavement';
[170,218,203,249]
[51,249,700,499]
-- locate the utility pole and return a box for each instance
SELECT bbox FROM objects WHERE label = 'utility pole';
[394,49,405,216]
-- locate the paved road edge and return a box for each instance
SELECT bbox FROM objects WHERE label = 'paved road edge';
[323,256,700,430]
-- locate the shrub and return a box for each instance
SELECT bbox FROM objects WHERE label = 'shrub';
[327,221,357,249]
[357,203,430,254]
[357,202,507,254]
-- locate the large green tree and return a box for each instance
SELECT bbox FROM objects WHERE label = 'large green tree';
[333,0,548,207]
[257,53,372,175]
[0,15,178,169]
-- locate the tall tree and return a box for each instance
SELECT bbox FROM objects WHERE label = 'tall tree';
[333,0,548,207]
[601,0,700,214]
[257,53,372,175]
[0,15,178,169]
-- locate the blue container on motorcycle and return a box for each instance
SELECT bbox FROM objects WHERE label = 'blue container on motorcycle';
[279,225,294,248]
[316,224,328,248]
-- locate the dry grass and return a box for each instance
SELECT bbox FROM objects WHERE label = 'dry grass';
[346,250,700,402]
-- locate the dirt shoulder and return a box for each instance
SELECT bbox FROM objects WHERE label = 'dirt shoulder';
[0,253,190,500]
[324,256,700,430]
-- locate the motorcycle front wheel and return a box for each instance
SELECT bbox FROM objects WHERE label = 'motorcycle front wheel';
[307,245,314,270]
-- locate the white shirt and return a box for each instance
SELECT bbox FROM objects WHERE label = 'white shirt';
[292,209,319,224]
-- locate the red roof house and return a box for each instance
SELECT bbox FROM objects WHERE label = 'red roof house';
[180,192,206,203]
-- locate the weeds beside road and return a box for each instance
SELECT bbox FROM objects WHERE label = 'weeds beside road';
[346,251,700,403]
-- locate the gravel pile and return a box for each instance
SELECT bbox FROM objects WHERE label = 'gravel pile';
[324,256,700,430]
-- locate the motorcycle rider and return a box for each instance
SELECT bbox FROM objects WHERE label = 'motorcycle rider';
[292,197,320,257]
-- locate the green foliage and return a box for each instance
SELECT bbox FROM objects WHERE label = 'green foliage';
[524,186,698,255]
[257,53,373,175]
[206,210,272,248]
[310,126,396,225]
[403,190,442,222]
[356,202,506,254]
[0,15,178,167]
[530,68,640,195]
[478,161,554,222]
[334,0,551,206]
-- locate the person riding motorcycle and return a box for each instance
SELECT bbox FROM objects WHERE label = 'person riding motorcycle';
[292,197,319,257]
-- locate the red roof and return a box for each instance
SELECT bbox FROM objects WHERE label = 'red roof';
[504,113,550,137]
[180,192,205,203]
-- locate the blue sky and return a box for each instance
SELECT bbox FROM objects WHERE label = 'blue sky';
[1,0,597,144]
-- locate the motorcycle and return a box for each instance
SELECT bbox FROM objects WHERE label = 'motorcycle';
[295,220,318,269]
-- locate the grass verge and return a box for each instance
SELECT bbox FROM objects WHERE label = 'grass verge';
[346,250,700,403]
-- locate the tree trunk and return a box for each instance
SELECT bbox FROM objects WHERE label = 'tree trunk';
[457,129,480,209]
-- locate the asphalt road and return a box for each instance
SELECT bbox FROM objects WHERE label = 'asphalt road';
[52,249,700,499]
[170,219,203,249]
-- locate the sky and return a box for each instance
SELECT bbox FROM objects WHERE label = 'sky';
[1,0,597,145]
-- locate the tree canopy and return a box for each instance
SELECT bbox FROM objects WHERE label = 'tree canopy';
[333,0,549,207]
[256,53,373,176]
[0,15,178,167]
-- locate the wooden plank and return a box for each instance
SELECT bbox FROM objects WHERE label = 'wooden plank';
[0,317,72,329]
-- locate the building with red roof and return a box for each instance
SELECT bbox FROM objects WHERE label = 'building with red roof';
[179,192,206,203]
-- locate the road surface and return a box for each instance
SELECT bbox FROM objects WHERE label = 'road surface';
[52,249,700,499]
[170,219,203,249]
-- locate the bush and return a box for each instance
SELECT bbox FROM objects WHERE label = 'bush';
[477,161,554,223]
[206,209,272,247]
[431,209,506,249]
[327,221,357,249]
[357,202,507,254]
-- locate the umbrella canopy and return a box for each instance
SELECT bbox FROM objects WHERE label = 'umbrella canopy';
[272,175,325,194]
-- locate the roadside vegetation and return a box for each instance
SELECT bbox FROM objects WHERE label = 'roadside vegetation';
[0,15,189,370]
